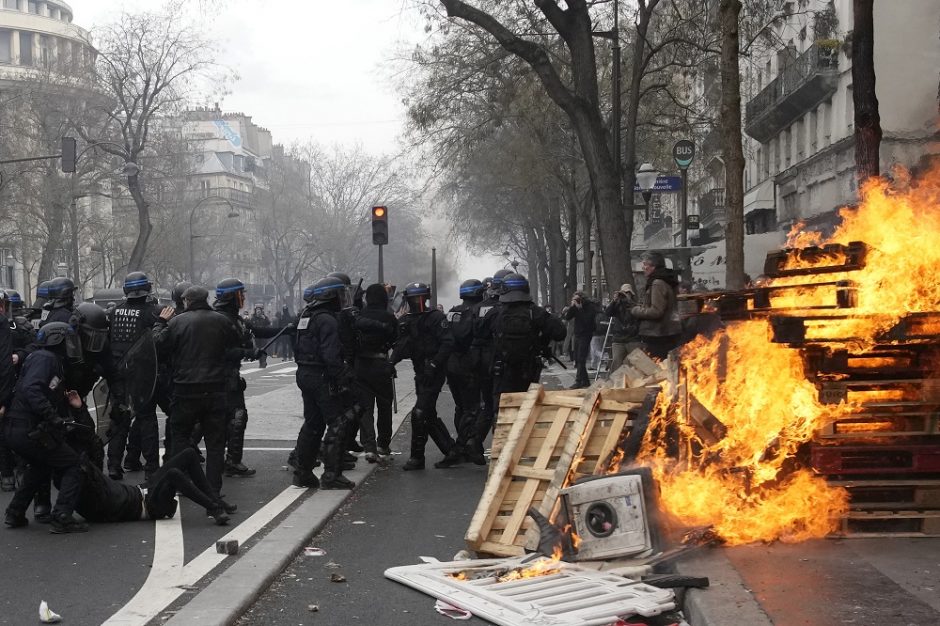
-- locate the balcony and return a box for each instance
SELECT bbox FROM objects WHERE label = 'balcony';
[699,188,726,228]
[745,42,839,143]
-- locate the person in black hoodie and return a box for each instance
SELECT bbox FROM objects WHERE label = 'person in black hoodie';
[563,291,599,388]
[631,252,682,359]
[354,284,398,461]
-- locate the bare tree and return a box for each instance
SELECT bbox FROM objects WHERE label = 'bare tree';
[76,3,227,271]
[720,0,745,290]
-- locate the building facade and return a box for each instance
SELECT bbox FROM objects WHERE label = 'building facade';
[0,0,93,83]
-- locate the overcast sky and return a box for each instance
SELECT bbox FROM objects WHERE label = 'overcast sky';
[69,0,424,154]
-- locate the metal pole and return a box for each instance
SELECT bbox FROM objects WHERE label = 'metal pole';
[188,207,196,283]
[378,243,385,283]
[431,247,438,309]
[680,168,688,248]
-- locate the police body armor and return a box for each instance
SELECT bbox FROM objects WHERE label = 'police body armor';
[446,302,477,374]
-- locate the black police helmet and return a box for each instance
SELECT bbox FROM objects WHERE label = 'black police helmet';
[123,271,152,298]
[303,276,346,304]
[327,271,352,286]
[500,273,532,303]
[36,280,52,300]
[459,279,485,301]
[215,278,245,304]
[36,321,71,347]
[403,282,431,313]
[171,281,193,309]
[71,302,109,352]
[491,269,512,288]
[47,277,76,303]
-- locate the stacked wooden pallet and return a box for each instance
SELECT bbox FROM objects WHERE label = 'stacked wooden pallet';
[465,357,663,558]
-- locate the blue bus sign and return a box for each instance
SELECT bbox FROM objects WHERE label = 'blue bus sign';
[633,175,682,192]
[673,139,695,169]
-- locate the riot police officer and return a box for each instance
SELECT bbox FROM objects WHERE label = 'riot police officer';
[152,286,239,499]
[354,283,398,461]
[107,272,163,479]
[3,322,88,533]
[6,289,36,363]
[292,276,357,490]
[326,271,365,458]
[213,278,260,477]
[390,282,455,470]
[470,275,503,453]
[26,281,51,329]
[484,273,566,408]
[158,281,192,458]
[437,279,486,467]
[0,290,18,491]
[39,277,77,326]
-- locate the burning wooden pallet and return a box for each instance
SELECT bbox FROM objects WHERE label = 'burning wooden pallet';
[467,383,652,557]
[829,478,940,537]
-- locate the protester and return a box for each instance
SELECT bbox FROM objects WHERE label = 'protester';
[631,252,682,359]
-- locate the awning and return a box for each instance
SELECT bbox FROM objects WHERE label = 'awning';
[744,179,775,214]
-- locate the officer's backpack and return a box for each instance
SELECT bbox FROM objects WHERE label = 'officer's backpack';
[494,305,537,364]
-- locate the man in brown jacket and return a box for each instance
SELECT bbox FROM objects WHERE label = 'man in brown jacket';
[631,252,682,359]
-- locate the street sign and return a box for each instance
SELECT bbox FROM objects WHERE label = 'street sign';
[633,176,682,192]
[673,139,695,170]
[687,214,700,229]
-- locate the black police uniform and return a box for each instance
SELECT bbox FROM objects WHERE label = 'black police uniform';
[470,293,501,441]
[293,299,356,489]
[484,298,566,408]
[354,286,398,456]
[152,298,239,495]
[391,306,455,468]
[214,300,258,473]
[107,295,164,476]
[440,295,485,466]
[3,347,85,529]
[0,310,18,487]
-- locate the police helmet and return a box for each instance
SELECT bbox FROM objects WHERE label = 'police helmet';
[488,269,512,299]
[36,280,52,300]
[6,289,24,314]
[303,276,346,304]
[47,277,76,308]
[215,278,246,305]
[327,272,352,286]
[123,271,152,298]
[404,282,431,313]
[36,321,71,347]
[70,302,109,353]
[500,273,532,303]
[459,279,485,301]
[171,281,193,309]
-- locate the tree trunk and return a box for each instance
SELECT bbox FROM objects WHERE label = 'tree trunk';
[525,226,541,305]
[566,196,580,297]
[852,0,881,182]
[546,200,567,313]
[38,201,66,281]
[68,199,80,295]
[126,173,152,271]
[720,0,746,290]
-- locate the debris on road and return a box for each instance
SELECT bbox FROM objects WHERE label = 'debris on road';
[433,599,472,620]
[216,539,239,555]
[307,604,319,612]
[304,547,326,556]
[330,573,347,583]
[38,600,61,624]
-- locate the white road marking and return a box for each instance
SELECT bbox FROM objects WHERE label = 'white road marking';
[103,487,305,625]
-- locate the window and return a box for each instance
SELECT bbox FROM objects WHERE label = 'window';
[821,98,832,146]
[28,1,38,14]
[200,180,210,198]
[809,109,818,153]
[19,32,32,65]
[0,31,10,64]
[3,0,17,9]
[0,249,13,289]
[845,85,854,131]
[795,119,804,161]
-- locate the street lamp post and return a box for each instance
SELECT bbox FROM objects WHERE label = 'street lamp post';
[636,162,661,220]
[189,195,239,282]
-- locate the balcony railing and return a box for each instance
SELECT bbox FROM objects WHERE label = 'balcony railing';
[699,188,726,226]
[745,42,839,143]
[184,187,255,209]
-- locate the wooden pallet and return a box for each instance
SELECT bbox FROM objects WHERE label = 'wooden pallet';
[467,385,645,557]
[811,443,940,475]
[829,478,940,509]
[818,413,940,439]
[834,510,940,537]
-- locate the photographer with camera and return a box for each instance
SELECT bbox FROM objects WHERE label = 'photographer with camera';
[605,284,640,373]
[3,322,88,533]
[563,291,599,388]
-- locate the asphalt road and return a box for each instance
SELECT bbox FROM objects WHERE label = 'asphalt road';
[0,359,313,625]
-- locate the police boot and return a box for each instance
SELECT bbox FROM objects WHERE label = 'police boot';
[4,508,28,528]
[225,461,257,477]
[465,438,487,466]
[320,472,355,490]
[434,446,465,469]
[50,512,88,534]
[205,506,230,526]
[34,496,53,524]
[403,409,428,471]
[320,420,352,488]
[292,470,320,490]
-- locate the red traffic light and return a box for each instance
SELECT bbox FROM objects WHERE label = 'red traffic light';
[373,206,386,218]
[371,206,388,245]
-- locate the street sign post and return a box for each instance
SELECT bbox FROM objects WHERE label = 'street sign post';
[672,140,695,252]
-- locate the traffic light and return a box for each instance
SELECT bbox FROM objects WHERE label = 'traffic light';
[371,206,388,245]
[61,137,77,173]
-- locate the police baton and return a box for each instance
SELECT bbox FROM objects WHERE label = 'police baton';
[392,377,398,414]
[256,324,293,362]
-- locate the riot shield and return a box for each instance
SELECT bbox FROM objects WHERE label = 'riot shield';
[121,331,159,408]
[92,378,111,442]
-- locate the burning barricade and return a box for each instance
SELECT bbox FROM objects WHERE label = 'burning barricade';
[387,171,940,623]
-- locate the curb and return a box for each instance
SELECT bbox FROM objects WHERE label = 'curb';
[674,549,773,626]
[166,385,415,626]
